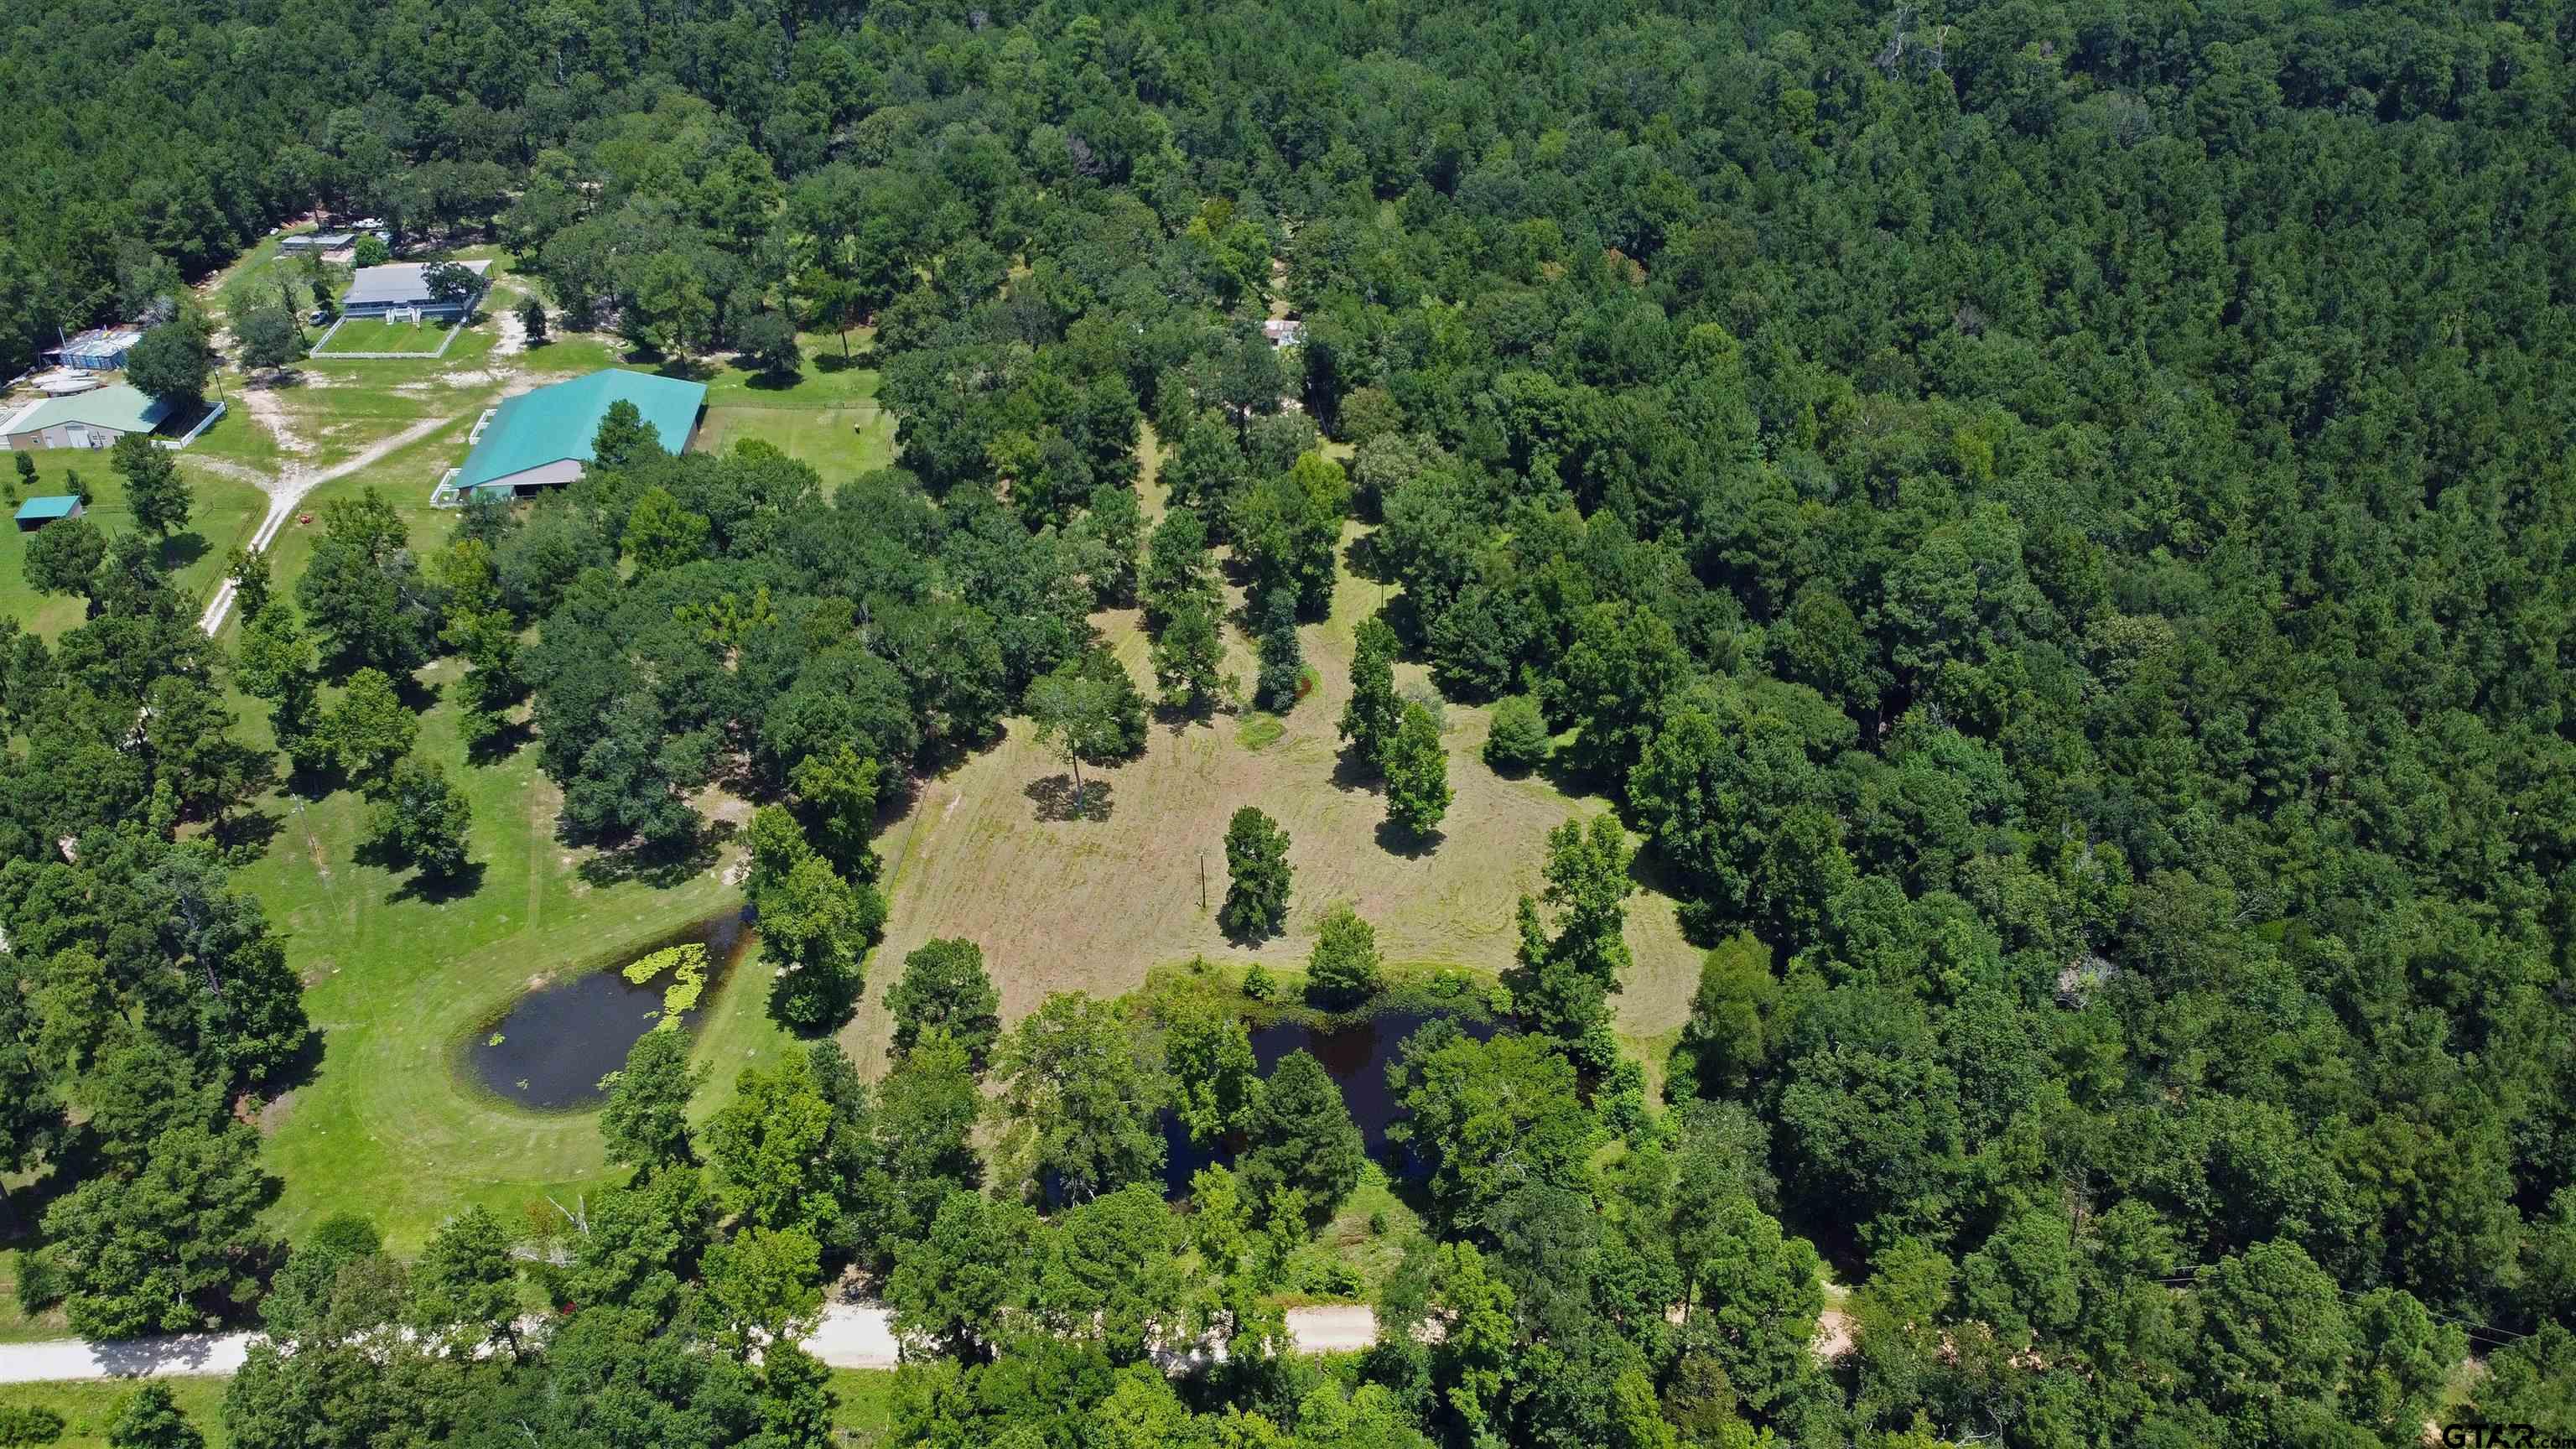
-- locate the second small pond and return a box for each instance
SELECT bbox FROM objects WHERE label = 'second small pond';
[1162,1008,1498,1195]
[465,911,753,1110]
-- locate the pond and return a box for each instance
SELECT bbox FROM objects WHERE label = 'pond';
[463,911,753,1110]
[1162,1009,1498,1196]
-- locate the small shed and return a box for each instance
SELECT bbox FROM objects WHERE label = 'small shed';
[341,260,491,318]
[14,496,84,532]
[280,231,355,255]
[1263,319,1306,349]
[0,385,171,450]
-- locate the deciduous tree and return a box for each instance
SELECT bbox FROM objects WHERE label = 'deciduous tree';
[109,434,187,538]
[887,937,1001,1068]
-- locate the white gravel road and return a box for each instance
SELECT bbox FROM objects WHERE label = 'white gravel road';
[0,1303,1384,1383]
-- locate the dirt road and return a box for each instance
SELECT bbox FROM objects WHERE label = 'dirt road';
[0,1302,1386,1382]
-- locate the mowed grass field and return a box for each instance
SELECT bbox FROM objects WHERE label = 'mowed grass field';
[0,455,267,637]
[839,506,1704,1071]
[684,333,895,491]
[229,653,794,1250]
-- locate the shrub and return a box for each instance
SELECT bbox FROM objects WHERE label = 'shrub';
[1483,694,1550,772]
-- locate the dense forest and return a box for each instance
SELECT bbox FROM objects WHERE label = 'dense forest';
[0,0,2572,1444]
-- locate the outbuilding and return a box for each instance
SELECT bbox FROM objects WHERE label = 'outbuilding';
[280,231,355,255]
[14,496,84,532]
[0,385,171,450]
[341,260,492,318]
[44,328,143,371]
[448,369,708,498]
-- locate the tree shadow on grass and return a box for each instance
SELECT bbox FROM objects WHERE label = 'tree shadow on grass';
[1026,774,1114,823]
[155,531,210,575]
[1343,531,1397,585]
[464,718,534,768]
[213,807,287,863]
[741,367,802,392]
[283,757,346,804]
[577,823,730,889]
[1330,742,1381,794]
[1374,818,1444,860]
[390,859,488,906]
[1153,699,1219,736]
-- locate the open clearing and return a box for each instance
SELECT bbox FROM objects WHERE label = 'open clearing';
[683,334,895,490]
[842,515,1703,1069]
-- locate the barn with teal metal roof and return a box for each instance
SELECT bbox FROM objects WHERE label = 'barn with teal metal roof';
[452,370,706,496]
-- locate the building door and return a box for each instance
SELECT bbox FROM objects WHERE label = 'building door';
[65,427,90,449]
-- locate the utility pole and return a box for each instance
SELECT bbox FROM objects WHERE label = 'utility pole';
[1199,852,1208,911]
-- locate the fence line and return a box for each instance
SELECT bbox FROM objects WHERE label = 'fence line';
[155,399,226,449]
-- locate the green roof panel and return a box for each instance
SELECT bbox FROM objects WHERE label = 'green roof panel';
[1,385,172,438]
[15,496,80,522]
[454,370,707,491]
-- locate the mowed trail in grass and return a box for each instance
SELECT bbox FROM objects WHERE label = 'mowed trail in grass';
[844,517,1704,1070]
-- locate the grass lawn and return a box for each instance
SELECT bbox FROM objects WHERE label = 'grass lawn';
[692,403,894,485]
[0,1379,231,1447]
[830,1369,900,1445]
[234,656,788,1251]
[310,314,463,356]
[669,332,892,489]
[0,455,267,637]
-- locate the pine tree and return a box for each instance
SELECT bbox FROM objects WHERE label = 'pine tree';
[1383,701,1452,838]
[1150,593,1226,712]
[106,1383,203,1449]
[1339,616,1402,771]
[600,1027,706,1176]
[1240,1050,1363,1228]
[110,433,189,538]
[1219,806,1293,942]
[1254,589,1303,712]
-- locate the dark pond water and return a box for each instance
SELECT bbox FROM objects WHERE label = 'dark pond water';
[1162,1009,1498,1196]
[464,911,753,1110]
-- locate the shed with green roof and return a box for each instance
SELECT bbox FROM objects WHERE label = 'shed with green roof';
[452,370,707,496]
[14,496,84,532]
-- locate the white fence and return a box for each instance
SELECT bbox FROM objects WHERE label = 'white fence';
[155,399,226,449]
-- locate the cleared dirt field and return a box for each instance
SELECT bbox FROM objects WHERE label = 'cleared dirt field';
[842,523,1703,1067]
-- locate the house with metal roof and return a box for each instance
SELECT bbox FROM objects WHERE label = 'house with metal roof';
[446,370,707,498]
[341,260,492,318]
[13,496,83,532]
[0,385,172,450]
